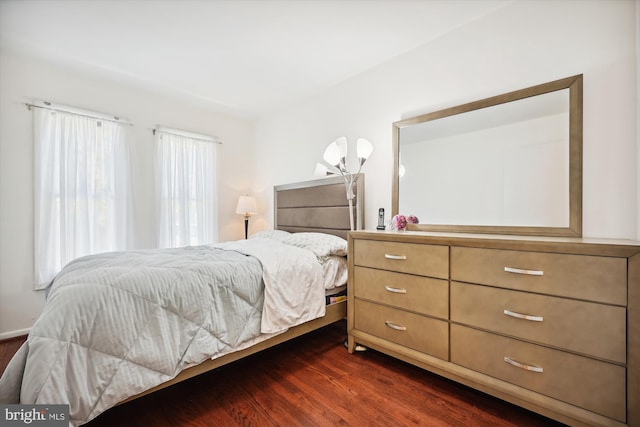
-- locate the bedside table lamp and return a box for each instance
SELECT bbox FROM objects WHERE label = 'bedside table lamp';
[236,196,257,239]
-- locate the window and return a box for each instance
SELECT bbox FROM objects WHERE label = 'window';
[155,128,218,248]
[33,104,131,289]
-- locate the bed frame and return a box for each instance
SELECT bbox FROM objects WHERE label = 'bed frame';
[274,174,364,238]
[124,175,364,402]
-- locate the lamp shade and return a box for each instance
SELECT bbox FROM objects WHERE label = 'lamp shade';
[235,196,257,216]
[313,162,330,177]
[356,138,373,160]
[323,141,341,166]
[334,136,348,158]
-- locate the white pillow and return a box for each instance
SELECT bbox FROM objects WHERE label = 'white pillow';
[249,229,291,242]
[283,232,348,257]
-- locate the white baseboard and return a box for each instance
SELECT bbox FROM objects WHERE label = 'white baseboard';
[0,327,30,341]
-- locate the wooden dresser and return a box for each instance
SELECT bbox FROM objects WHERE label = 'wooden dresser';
[347,230,640,427]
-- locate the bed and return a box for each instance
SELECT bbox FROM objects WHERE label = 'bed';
[0,175,364,426]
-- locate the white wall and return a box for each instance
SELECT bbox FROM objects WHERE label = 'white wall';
[0,52,256,338]
[255,0,638,241]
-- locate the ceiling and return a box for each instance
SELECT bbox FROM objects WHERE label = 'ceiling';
[0,0,510,119]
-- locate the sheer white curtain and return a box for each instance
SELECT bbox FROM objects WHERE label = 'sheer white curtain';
[155,130,218,248]
[34,107,131,289]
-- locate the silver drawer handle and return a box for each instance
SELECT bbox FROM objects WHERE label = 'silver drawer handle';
[384,321,407,331]
[384,285,407,294]
[504,266,544,276]
[503,309,543,322]
[504,356,543,373]
[385,254,407,260]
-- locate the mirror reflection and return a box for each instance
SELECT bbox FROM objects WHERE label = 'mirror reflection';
[393,75,582,237]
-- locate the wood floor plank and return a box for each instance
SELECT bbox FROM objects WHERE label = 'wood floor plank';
[1,321,564,426]
[0,336,26,374]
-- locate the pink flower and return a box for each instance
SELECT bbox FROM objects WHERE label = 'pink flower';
[391,214,419,230]
[391,214,407,231]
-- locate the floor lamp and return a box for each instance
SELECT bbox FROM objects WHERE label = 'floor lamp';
[314,136,373,231]
[315,137,372,352]
[236,195,257,239]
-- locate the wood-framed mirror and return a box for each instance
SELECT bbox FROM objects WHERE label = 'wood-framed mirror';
[392,74,582,237]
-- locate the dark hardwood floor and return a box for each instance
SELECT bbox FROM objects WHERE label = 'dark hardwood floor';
[0,336,24,374]
[1,321,565,426]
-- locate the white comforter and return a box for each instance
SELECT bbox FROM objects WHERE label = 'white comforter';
[0,238,325,426]
[213,238,325,333]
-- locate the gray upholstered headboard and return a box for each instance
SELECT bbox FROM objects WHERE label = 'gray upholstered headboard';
[274,175,364,239]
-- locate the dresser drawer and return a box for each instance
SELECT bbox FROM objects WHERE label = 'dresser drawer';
[353,239,448,279]
[354,299,448,360]
[451,282,626,363]
[354,266,448,319]
[451,325,626,422]
[451,247,627,305]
